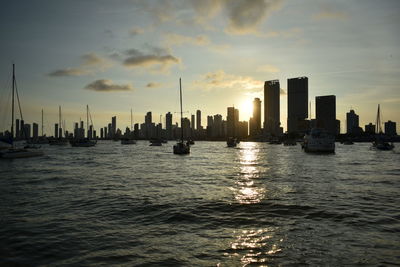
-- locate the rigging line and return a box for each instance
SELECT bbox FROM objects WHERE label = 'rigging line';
[14,78,28,139]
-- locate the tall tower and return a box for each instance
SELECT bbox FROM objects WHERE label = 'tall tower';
[287,77,308,133]
[316,95,337,135]
[166,112,172,139]
[346,109,359,134]
[264,80,280,136]
[250,98,261,136]
[227,107,239,137]
[111,116,117,138]
[196,110,201,130]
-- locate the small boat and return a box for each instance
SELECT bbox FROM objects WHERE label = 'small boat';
[372,105,394,151]
[188,139,195,145]
[121,138,136,145]
[283,139,297,146]
[0,64,43,159]
[70,138,97,147]
[70,105,97,147]
[150,139,162,146]
[227,137,238,147]
[173,78,190,155]
[303,128,335,153]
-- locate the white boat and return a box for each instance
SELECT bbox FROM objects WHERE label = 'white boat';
[303,128,335,153]
[0,64,44,159]
[173,78,190,155]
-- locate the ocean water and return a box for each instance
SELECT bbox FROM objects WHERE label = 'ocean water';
[1,141,399,266]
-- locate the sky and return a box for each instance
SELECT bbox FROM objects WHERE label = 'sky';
[0,0,399,135]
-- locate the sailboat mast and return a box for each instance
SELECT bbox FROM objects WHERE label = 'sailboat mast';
[59,105,61,138]
[87,105,89,138]
[41,109,44,137]
[180,78,183,142]
[376,104,381,134]
[11,64,15,138]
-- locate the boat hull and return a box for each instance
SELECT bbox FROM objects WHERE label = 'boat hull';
[1,149,44,158]
[173,143,190,154]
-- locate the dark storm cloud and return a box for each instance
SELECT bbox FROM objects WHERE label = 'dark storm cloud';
[84,79,133,92]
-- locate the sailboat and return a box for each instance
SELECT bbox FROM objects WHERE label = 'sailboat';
[372,104,394,150]
[121,109,136,144]
[227,106,238,147]
[49,106,68,145]
[173,78,190,154]
[70,105,97,147]
[0,64,44,159]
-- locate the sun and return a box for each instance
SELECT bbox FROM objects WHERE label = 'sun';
[238,98,253,121]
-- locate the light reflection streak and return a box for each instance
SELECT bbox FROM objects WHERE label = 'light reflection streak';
[232,142,265,204]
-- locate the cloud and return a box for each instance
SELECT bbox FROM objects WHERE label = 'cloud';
[135,0,283,36]
[193,70,263,92]
[164,33,210,47]
[225,0,283,35]
[129,27,145,36]
[257,64,280,73]
[123,47,180,73]
[48,53,111,77]
[48,68,89,77]
[313,4,348,20]
[263,27,303,38]
[146,82,161,88]
[84,79,133,92]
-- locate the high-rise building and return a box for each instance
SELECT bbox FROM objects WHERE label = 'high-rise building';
[191,114,195,130]
[111,116,116,138]
[384,121,397,136]
[365,123,375,134]
[32,123,39,139]
[227,107,239,137]
[316,95,337,135]
[145,112,152,124]
[250,98,261,136]
[346,109,359,134]
[213,114,223,137]
[287,77,308,133]
[16,119,20,139]
[24,124,31,139]
[100,128,104,139]
[20,120,25,139]
[55,123,59,138]
[166,112,172,139]
[264,80,280,136]
[196,110,201,130]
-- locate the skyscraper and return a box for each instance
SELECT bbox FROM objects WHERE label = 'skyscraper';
[191,114,195,130]
[16,119,20,139]
[55,123,59,139]
[384,121,397,136]
[250,98,261,136]
[227,107,239,137]
[166,112,172,139]
[346,109,359,134]
[264,80,280,136]
[111,116,117,138]
[196,110,201,130]
[32,123,39,139]
[287,77,308,133]
[316,95,337,135]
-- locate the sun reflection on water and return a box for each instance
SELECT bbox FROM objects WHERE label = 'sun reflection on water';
[232,142,266,204]
[224,228,284,266]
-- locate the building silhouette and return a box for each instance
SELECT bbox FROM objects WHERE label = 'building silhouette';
[287,77,308,134]
[191,114,195,131]
[346,109,359,134]
[384,121,397,136]
[264,80,281,136]
[196,110,201,130]
[227,107,239,137]
[111,116,116,138]
[16,119,20,139]
[250,98,261,137]
[166,112,172,140]
[365,123,375,134]
[316,95,338,135]
[33,123,39,139]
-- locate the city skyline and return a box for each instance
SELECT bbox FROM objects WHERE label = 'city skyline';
[0,0,399,134]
